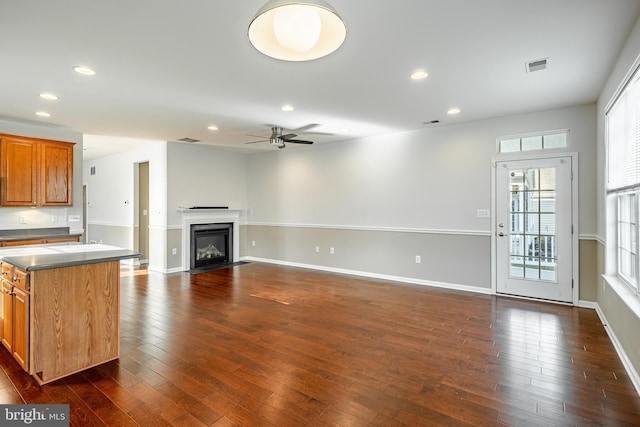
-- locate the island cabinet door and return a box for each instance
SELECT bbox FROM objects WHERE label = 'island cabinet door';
[12,286,29,370]
[1,280,13,353]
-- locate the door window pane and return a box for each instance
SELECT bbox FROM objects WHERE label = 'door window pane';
[510,256,524,278]
[522,136,543,151]
[500,138,521,153]
[508,167,558,282]
[510,235,524,256]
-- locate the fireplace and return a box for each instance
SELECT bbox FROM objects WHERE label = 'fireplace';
[190,223,233,269]
[180,208,241,272]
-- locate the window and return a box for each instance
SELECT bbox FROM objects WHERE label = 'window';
[498,130,569,153]
[607,65,640,294]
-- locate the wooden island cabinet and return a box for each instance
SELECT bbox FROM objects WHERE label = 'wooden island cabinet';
[0,244,139,384]
[1,263,29,371]
[0,134,74,207]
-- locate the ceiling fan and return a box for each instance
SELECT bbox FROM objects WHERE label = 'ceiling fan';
[245,125,328,149]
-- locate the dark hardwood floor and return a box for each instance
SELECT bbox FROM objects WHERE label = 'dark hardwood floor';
[1,262,639,426]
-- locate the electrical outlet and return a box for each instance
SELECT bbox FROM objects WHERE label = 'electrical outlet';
[330,247,335,255]
[415,255,421,264]
[172,248,177,255]
[19,217,27,224]
[51,215,58,223]
[476,209,490,218]
[252,240,256,247]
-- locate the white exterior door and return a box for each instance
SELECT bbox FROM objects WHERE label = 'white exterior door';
[495,157,573,303]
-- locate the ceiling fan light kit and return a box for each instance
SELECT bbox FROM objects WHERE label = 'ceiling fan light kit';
[248,0,346,61]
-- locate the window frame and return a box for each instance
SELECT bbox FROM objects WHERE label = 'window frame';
[606,61,640,296]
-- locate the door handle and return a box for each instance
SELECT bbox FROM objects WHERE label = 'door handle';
[498,232,505,237]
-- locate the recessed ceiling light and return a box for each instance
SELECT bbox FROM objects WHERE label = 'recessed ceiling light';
[35,111,51,118]
[447,107,461,115]
[40,93,58,101]
[410,70,428,80]
[340,128,351,134]
[207,125,219,131]
[73,65,96,76]
[281,104,294,112]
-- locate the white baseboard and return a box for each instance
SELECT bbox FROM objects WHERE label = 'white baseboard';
[242,256,492,295]
[592,302,640,397]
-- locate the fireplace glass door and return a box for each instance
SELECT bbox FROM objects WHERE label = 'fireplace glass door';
[190,223,232,269]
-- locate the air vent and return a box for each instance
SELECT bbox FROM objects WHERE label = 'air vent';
[526,58,548,73]
[177,137,200,143]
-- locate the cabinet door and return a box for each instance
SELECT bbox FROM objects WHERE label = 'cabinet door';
[0,137,38,206]
[2,239,46,247]
[39,141,73,206]
[1,280,13,353]
[12,286,29,370]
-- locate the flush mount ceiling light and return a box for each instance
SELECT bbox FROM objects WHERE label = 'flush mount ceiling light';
[248,0,346,61]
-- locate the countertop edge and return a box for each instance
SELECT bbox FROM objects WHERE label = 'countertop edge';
[3,250,142,271]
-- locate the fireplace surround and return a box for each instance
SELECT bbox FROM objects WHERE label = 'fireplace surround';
[179,208,241,271]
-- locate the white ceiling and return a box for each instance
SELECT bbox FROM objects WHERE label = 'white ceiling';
[1,0,639,160]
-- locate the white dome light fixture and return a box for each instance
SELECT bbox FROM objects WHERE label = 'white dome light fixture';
[248,0,346,61]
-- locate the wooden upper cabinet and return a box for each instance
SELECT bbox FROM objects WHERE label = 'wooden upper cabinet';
[0,136,38,206]
[39,141,73,206]
[0,134,74,207]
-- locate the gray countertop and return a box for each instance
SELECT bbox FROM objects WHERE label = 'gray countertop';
[0,227,82,242]
[0,244,141,271]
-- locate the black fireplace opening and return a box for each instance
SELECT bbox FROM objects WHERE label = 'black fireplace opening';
[190,222,233,269]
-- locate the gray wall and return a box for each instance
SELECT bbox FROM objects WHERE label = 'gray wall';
[84,140,249,272]
[246,104,597,292]
[166,142,248,226]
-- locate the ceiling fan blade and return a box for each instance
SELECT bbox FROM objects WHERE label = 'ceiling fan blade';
[293,123,320,132]
[292,124,333,136]
[244,139,269,144]
[304,131,334,136]
[286,139,314,144]
[280,133,297,140]
[246,133,268,139]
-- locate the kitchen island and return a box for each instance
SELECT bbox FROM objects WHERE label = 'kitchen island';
[0,244,140,384]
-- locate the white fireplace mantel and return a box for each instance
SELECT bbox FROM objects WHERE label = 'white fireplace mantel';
[179,208,241,271]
